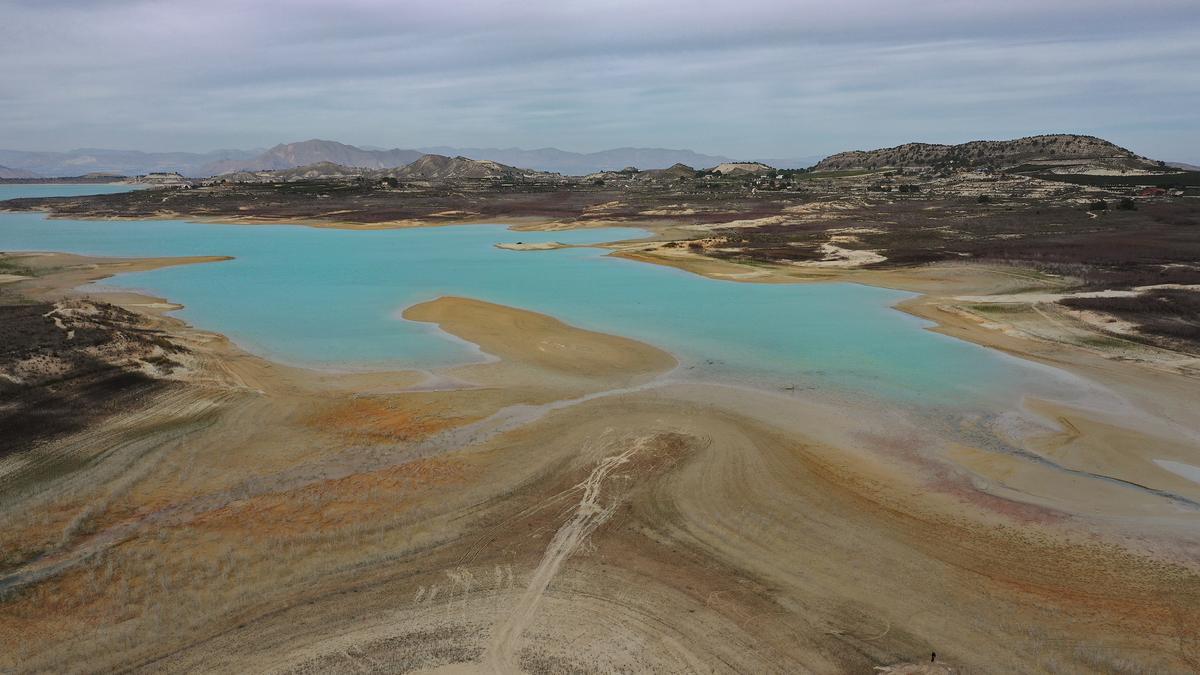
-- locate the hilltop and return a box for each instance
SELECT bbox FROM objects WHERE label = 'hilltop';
[813,134,1156,172]
[710,161,774,175]
[388,154,536,180]
[644,162,699,180]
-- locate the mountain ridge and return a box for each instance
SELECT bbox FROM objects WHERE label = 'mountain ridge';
[205,140,423,175]
[0,142,748,177]
[416,145,737,175]
[0,165,42,179]
[214,154,550,183]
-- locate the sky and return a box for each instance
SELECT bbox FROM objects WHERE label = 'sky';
[2,0,1199,161]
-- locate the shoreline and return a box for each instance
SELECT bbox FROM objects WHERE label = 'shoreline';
[10,202,1189,373]
[7,208,1197,439]
[8,246,1198,515]
[9,216,1199,486]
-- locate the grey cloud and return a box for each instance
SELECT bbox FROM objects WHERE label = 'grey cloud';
[0,0,1197,161]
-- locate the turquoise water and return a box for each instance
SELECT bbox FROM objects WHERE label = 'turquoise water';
[0,183,142,200]
[0,184,1078,407]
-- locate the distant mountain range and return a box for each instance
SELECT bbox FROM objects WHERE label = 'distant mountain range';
[0,139,820,178]
[0,165,42,179]
[213,141,749,176]
[0,147,261,179]
[414,146,741,175]
[5,136,1171,178]
[205,140,424,175]
[223,154,542,183]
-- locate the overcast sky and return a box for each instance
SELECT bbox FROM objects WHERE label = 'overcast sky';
[2,0,1198,160]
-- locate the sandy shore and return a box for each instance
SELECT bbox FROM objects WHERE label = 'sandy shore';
[1,246,1198,673]
[5,207,666,235]
[609,245,1200,506]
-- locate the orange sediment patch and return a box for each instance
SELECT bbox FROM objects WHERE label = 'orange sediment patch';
[305,396,478,443]
[0,500,89,568]
[189,457,472,539]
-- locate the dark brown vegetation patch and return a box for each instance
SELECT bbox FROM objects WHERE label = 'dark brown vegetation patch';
[0,300,181,458]
[711,199,1200,289]
[1060,289,1200,352]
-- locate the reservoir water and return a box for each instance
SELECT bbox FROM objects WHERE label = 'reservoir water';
[0,184,1087,408]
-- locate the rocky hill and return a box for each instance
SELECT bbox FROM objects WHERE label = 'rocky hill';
[642,163,698,180]
[710,161,774,175]
[388,154,536,180]
[813,134,1155,172]
[206,140,423,174]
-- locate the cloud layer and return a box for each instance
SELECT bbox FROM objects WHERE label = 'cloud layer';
[2,0,1198,159]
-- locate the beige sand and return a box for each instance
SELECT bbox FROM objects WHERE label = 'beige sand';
[493,241,570,251]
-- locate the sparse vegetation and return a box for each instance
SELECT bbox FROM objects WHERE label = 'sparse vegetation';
[1061,288,1200,349]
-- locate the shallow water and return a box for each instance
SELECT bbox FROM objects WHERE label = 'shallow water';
[1154,460,1200,485]
[0,183,143,200]
[0,184,1089,409]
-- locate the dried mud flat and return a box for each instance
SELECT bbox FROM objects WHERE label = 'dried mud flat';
[1,254,1199,674]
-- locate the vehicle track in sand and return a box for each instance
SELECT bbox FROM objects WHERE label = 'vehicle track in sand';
[481,436,645,673]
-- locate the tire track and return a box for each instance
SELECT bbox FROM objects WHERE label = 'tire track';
[482,437,644,673]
